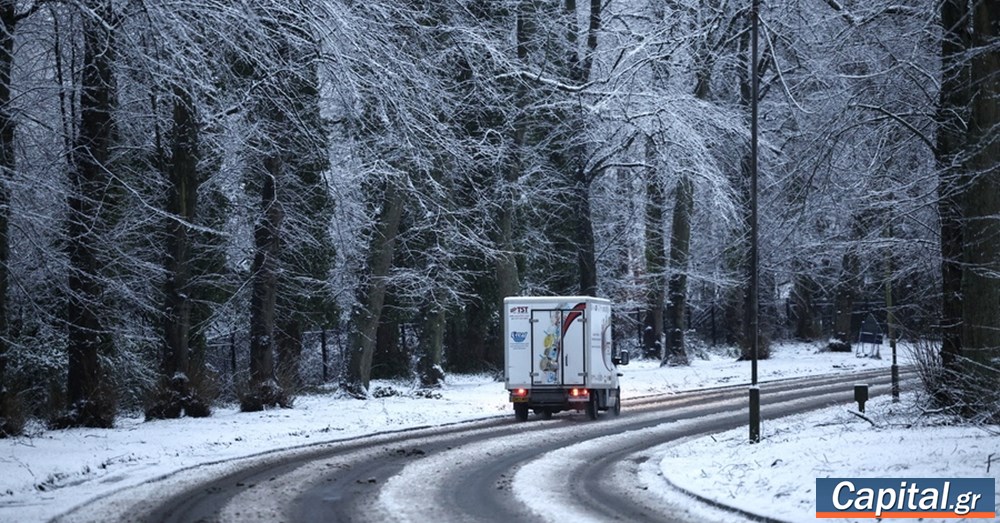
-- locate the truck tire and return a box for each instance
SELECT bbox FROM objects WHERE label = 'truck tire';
[613,387,621,416]
[514,403,529,421]
[586,392,598,420]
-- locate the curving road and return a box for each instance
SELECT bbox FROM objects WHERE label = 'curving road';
[56,368,912,523]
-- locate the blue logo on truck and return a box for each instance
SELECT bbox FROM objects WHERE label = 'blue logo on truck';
[511,331,527,343]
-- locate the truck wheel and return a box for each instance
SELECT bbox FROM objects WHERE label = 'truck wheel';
[586,392,598,420]
[613,387,621,416]
[514,403,529,422]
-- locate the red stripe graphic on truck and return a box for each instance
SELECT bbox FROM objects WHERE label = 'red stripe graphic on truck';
[561,303,587,339]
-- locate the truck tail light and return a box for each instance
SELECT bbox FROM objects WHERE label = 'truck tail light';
[512,388,528,397]
[570,388,588,397]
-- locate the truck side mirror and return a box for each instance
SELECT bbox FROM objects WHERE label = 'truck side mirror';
[613,350,630,366]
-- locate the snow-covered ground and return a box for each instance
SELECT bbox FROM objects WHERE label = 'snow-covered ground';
[656,391,1000,523]
[1,342,996,523]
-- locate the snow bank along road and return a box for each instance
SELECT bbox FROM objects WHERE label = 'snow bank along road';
[56,368,912,523]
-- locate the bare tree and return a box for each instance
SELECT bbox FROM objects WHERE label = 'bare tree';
[0,0,45,437]
[147,85,212,418]
[59,0,119,428]
[937,0,1000,419]
[229,1,333,410]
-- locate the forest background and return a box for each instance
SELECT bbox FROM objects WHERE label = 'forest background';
[0,0,996,434]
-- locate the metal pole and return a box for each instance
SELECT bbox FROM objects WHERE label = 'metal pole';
[886,222,899,402]
[749,0,761,444]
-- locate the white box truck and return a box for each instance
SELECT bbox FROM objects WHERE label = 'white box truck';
[503,296,629,421]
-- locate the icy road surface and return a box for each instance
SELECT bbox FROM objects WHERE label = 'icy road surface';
[55,369,906,522]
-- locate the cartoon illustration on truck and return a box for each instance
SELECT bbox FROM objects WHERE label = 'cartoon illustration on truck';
[504,296,629,421]
[538,310,561,383]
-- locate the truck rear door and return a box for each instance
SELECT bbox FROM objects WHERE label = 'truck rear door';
[531,304,587,387]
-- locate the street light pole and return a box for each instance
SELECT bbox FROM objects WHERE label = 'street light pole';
[749,0,761,444]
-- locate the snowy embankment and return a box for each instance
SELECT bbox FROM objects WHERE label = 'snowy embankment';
[655,389,1000,523]
[0,342,995,523]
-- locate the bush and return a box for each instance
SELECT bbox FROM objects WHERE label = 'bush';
[0,392,25,438]
[238,379,292,412]
[826,337,852,352]
[145,371,216,420]
[911,340,1000,424]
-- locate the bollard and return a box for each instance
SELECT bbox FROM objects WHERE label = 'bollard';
[891,364,900,402]
[749,386,760,443]
[854,384,869,413]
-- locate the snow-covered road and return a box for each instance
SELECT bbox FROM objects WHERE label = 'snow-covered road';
[55,369,905,522]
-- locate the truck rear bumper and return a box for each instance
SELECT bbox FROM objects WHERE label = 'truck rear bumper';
[509,387,590,409]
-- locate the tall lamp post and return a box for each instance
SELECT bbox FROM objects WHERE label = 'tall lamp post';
[748,0,762,444]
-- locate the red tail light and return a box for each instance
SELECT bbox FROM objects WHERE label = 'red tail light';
[570,388,589,397]
[512,388,528,397]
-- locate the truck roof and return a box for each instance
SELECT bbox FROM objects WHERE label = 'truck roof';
[503,296,611,304]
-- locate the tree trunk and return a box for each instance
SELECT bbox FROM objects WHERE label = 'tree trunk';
[831,250,859,351]
[495,190,520,349]
[62,3,116,428]
[445,289,493,374]
[664,174,693,366]
[243,154,285,411]
[163,90,196,385]
[148,86,208,419]
[958,2,1000,414]
[418,306,446,387]
[0,1,16,436]
[575,171,598,296]
[275,318,303,390]
[346,180,404,394]
[790,267,821,340]
[661,43,711,367]
[487,0,529,368]
[566,0,601,298]
[642,137,666,360]
[373,308,409,380]
[936,0,970,372]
